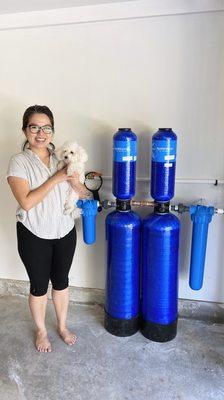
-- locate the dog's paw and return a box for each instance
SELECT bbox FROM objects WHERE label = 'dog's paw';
[57,161,65,171]
[63,205,74,215]
[71,208,82,219]
[67,165,76,176]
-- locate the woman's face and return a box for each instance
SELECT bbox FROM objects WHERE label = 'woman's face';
[24,113,53,150]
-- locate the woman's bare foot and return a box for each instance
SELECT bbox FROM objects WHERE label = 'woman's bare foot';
[58,327,77,346]
[36,329,52,353]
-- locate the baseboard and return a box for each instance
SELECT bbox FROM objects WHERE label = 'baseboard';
[0,278,104,305]
[0,278,223,323]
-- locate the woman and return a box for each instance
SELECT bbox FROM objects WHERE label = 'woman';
[7,105,89,353]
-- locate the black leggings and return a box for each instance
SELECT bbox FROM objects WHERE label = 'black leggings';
[17,222,77,297]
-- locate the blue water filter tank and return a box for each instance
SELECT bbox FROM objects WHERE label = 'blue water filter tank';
[189,205,215,290]
[105,209,141,336]
[112,128,137,200]
[151,128,177,202]
[77,200,99,245]
[141,212,180,342]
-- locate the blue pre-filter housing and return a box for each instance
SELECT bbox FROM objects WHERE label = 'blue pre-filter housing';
[113,128,137,200]
[151,128,177,202]
[141,212,180,342]
[105,210,141,336]
[189,205,215,290]
[77,200,99,245]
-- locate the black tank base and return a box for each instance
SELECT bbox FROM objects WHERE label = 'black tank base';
[141,319,177,342]
[104,310,139,337]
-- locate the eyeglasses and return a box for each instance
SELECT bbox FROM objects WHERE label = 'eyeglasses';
[27,124,54,134]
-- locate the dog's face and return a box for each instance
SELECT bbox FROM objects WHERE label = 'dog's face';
[55,141,88,165]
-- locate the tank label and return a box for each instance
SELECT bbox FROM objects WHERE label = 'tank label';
[152,139,176,162]
[113,140,137,162]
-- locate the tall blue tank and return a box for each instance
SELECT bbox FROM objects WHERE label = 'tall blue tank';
[141,212,180,342]
[105,209,141,336]
[151,128,177,202]
[112,128,137,200]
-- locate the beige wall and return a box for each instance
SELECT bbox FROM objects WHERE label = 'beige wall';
[1,3,224,301]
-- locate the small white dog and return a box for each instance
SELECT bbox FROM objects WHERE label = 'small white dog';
[55,141,88,219]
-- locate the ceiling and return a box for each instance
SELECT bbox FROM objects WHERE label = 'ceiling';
[0,0,137,15]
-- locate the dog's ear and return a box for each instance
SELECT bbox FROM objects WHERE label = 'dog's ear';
[55,147,63,161]
[79,147,88,163]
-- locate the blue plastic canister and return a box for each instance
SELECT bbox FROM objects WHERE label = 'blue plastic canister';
[112,128,137,200]
[151,128,177,202]
[189,205,214,290]
[77,200,98,245]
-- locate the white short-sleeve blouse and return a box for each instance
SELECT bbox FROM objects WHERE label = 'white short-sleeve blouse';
[7,148,74,239]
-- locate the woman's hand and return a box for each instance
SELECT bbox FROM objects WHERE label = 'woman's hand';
[54,168,82,186]
[53,167,71,184]
[67,172,90,199]
[67,171,80,185]
[54,169,90,198]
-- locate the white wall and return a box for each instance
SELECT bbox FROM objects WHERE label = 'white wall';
[0,1,224,302]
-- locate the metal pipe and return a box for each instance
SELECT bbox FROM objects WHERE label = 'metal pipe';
[101,199,224,215]
[101,199,155,209]
[131,200,154,207]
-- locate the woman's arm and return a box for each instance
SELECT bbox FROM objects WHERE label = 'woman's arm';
[8,167,69,211]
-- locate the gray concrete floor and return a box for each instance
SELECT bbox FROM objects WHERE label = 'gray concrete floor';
[0,295,224,400]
